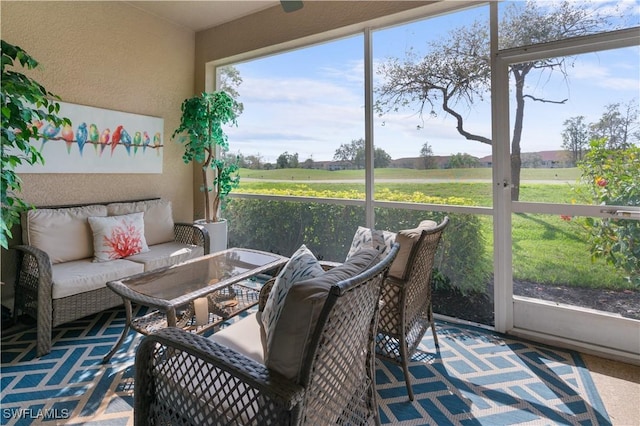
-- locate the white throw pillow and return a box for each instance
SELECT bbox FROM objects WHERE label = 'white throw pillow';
[88,212,149,262]
[345,226,396,261]
[261,244,324,352]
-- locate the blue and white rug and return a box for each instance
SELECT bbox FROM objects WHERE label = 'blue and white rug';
[1,308,610,425]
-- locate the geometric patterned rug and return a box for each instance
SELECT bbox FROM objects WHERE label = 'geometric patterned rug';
[1,307,611,425]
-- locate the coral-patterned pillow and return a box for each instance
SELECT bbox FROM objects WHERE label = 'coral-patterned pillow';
[88,212,149,262]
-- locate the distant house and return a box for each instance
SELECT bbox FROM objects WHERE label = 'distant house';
[480,150,571,168]
[311,160,353,171]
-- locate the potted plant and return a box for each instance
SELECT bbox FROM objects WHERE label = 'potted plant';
[172,91,240,253]
[1,40,70,249]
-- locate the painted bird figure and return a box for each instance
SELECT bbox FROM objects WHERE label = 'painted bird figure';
[61,124,75,153]
[89,124,99,153]
[120,128,132,155]
[133,131,142,155]
[75,123,88,156]
[99,128,110,156]
[142,131,151,153]
[111,125,123,156]
[153,132,161,156]
[40,123,60,150]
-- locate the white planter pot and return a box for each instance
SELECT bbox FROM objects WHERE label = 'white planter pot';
[196,219,228,254]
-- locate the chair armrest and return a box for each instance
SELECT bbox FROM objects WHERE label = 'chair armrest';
[258,278,275,311]
[135,327,304,425]
[384,275,407,288]
[174,222,210,255]
[13,244,53,314]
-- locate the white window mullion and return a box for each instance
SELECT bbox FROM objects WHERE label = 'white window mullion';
[490,1,513,333]
[364,27,375,228]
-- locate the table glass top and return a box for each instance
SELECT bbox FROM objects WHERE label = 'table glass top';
[118,248,286,301]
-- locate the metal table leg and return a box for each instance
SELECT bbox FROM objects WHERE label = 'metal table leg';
[102,299,133,363]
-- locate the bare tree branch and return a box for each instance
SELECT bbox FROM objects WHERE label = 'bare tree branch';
[523,95,568,104]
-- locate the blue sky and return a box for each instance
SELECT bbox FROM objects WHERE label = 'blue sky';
[225,1,639,164]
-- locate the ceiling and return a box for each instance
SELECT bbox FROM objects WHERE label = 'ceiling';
[125,1,281,32]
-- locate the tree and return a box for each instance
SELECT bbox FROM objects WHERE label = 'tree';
[589,100,639,150]
[375,1,608,200]
[561,116,589,166]
[521,152,543,168]
[576,138,640,286]
[419,142,437,169]
[334,138,364,168]
[374,148,391,168]
[302,158,314,169]
[276,151,299,168]
[446,153,479,169]
[245,154,263,170]
[172,91,240,223]
[333,138,392,168]
[217,65,244,115]
[1,40,70,248]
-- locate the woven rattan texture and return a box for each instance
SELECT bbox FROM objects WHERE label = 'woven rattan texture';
[135,244,399,426]
[375,218,448,401]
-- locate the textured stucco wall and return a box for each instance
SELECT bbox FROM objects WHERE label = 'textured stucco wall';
[1,1,195,301]
[2,1,195,215]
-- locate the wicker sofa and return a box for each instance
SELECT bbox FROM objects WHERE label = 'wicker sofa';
[13,198,209,357]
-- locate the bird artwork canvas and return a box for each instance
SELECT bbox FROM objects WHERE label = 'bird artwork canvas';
[16,101,164,173]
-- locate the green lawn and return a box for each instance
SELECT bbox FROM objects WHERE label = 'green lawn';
[234,168,632,290]
[239,167,582,181]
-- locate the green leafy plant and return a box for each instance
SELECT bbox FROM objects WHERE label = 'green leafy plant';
[576,138,640,286]
[172,91,240,223]
[1,40,70,249]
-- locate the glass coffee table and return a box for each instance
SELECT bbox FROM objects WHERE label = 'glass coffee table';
[102,247,288,362]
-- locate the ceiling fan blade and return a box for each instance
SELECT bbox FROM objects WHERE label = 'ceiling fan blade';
[281,1,303,13]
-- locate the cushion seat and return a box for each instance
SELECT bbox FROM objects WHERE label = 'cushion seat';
[214,247,380,382]
[210,312,264,365]
[51,258,144,300]
[125,241,204,271]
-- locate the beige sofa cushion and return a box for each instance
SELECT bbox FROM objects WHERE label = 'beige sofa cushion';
[209,312,264,365]
[21,204,108,264]
[107,199,174,246]
[388,219,438,280]
[51,258,144,299]
[265,247,379,381]
[126,241,204,271]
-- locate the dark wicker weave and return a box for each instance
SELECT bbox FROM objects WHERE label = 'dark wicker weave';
[375,217,448,401]
[13,199,209,357]
[134,243,399,426]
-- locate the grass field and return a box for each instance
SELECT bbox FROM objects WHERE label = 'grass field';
[239,167,581,181]
[234,167,632,290]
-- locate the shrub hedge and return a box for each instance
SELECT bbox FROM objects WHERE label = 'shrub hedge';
[225,187,489,294]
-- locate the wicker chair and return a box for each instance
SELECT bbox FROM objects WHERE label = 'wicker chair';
[375,217,448,401]
[134,243,399,426]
